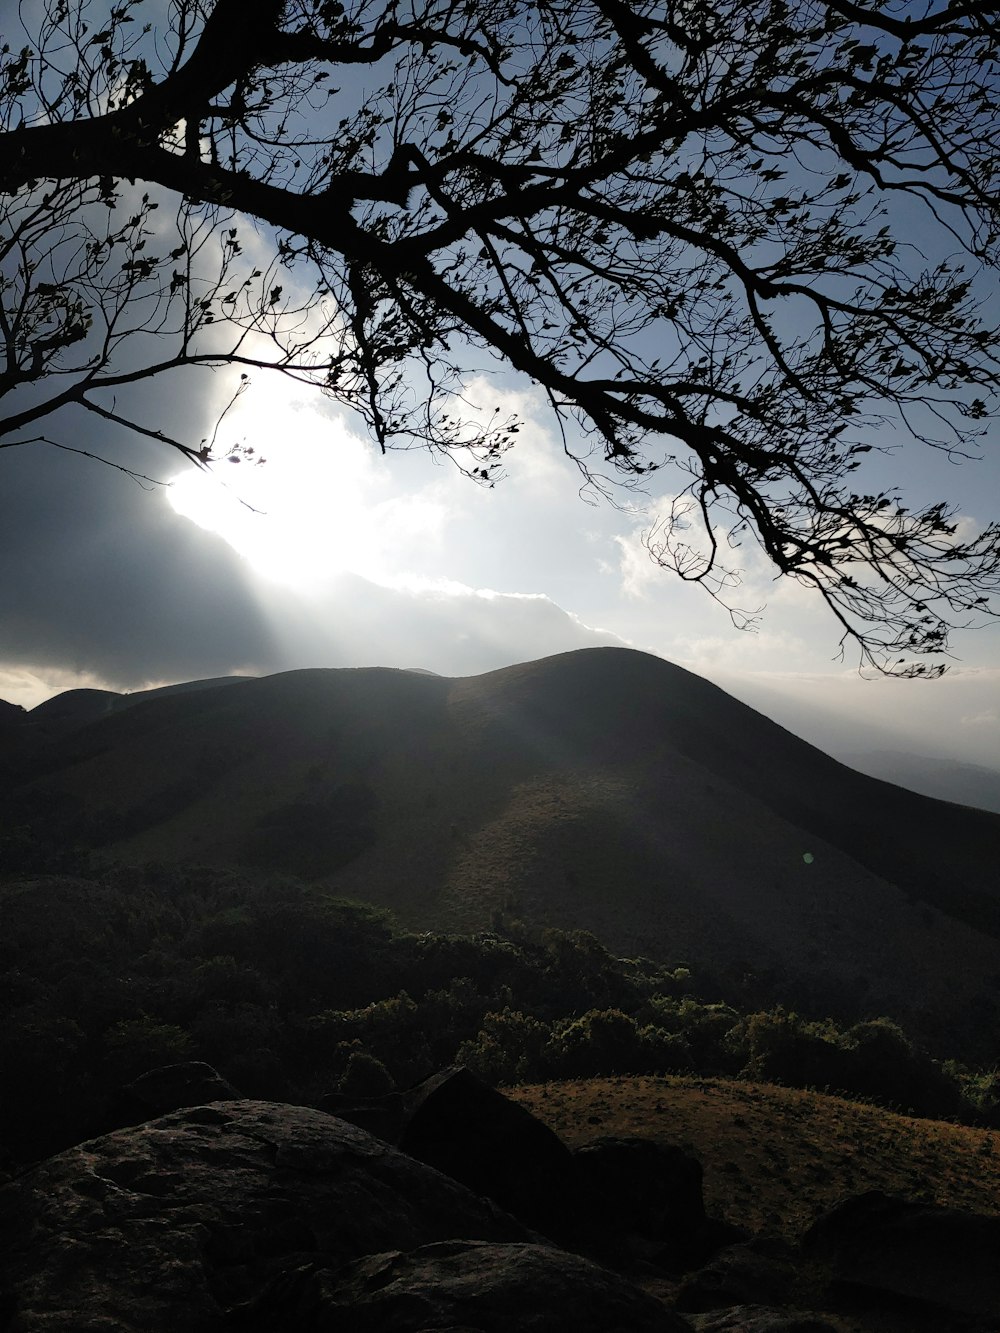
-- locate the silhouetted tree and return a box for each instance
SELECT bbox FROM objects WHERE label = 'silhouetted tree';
[2,0,998,669]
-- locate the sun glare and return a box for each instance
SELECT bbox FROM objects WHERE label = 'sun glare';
[168,399,398,590]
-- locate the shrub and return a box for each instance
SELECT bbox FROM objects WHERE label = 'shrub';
[636,1024,693,1073]
[737,1007,850,1090]
[841,1018,964,1118]
[456,1008,552,1085]
[546,1008,645,1079]
[642,995,741,1071]
[338,1050,396,1098]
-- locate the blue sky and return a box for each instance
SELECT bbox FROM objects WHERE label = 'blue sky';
[1,0,998,778]
[2,355,996,773]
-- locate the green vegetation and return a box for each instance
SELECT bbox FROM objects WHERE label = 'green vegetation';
[243,784,378,877]
[2,865,997,1166]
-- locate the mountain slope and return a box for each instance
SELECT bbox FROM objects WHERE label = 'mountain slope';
[842,749,1000,815]
[3,648,998,1058]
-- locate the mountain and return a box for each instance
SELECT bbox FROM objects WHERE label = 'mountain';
[842,749,1000,815]
[708,668,1000,811]
[3,647,999,1058]
[24,675,249,731]
[0,698,25,732]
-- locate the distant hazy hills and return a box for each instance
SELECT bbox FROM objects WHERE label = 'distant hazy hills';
[2,648,998,1058]
[842,749,1000,816]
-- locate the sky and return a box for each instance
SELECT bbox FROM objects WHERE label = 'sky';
[2,355,998,778]
[2,0,998,786]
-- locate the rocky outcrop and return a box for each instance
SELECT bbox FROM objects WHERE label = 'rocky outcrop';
[571,1135,743,1268]
[675,1238,798,1312]
[397,1065,586,1244]
[394,1067,740,1269]
[3,1084,999,1333]
[0,1100,531,1331]
[316,1088,405,1141]
[803,1190,1000,1324]
[239,1239,692,1331]
[111,1061,244,1125]
[688,1310,843,1332]
[574,1135,706,1236]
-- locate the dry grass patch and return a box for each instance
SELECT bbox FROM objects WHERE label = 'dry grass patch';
[511,1075,1000,1239]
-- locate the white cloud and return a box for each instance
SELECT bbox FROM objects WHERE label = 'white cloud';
[961,709,1000,730]
[675,627,813,672]
[0,666,105,711]
[612,528,662,599]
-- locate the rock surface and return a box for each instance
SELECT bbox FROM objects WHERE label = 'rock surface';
[675,1238,798,1312]
[4,1087,999,1333]
[398,1066,585,1243]
[395,1068,734,1267]
[239,1239,693,1331]
[0,1100,531,1331]
[689,1309,844,1332]
[572,1134,731,1267]
[315,1089,405,1141]
[114,1061,244,1123]
[804,1190,1000,1322]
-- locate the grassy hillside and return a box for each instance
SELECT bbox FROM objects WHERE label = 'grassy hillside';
[512,1076,1000,1241]
[4,648,999,1059]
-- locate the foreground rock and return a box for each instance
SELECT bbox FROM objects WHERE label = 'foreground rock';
[804,1190,1000,1324]
[688,1309,843,1332]
[239,1239,691,1331]
[572,1135,742,1268]
[0,1100,531,1331]
[109,1061,244,1127]
[396,1067,728,1266]
[6,1084,998,1333]
[675,1238,798,1312]
[398,1066,585,1244]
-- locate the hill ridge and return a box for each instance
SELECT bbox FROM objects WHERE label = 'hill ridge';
[2,647,997,1059]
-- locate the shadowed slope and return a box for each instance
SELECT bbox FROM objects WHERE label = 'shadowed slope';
[3,648,998,1057]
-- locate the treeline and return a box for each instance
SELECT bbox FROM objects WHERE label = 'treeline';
[2,866,997,1164]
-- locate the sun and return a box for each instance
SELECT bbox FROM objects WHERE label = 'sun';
[167,397,390,590]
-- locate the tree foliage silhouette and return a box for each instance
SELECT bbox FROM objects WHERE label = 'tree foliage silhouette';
[1,0,998,672]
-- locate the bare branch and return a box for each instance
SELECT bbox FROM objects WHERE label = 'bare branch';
[1,0,997,673]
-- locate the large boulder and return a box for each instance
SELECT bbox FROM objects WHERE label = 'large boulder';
[573,1136,706,1237]
[238,1239,693,1332]
[675,1238,798,1312]
[397,1066,585,1244]
[395,1071,733,1270]
[315,1089,405,1142]
[572,1136,743,1271]
[113,1061,244,1124]
[803,1190,1000,1323]
[0,1100,532,1331]
[570,1130,714,1253]
[687,1310,842,1332]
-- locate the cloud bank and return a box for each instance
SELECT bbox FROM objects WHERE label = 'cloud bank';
[2,374,998,787]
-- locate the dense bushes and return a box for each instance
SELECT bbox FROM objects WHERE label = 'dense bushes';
[0,864,991,1164]
[734,1008,967,1119]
